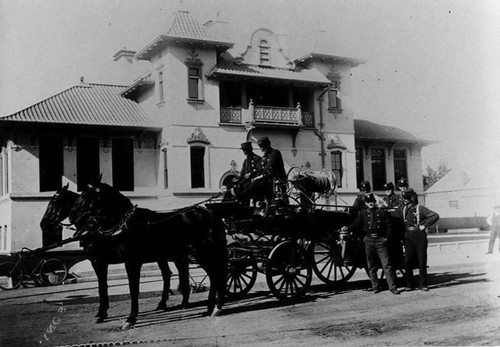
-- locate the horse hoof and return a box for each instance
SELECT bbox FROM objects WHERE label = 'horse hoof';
[211,308,223,317]
[181,302,190,310]
[95,317,106,324]
[121,322,134,330]
[155,303,167,311]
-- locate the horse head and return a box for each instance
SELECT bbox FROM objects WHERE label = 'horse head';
[69,178,134,236]
[40,183,79,235]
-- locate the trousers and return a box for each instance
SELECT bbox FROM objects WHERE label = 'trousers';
[364,236,398,291]
[404,229,428,288]
[487,228,500,253]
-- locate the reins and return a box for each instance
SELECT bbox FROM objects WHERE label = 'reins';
[146,192,223,227]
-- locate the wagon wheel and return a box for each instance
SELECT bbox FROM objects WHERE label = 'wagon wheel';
[226,248,258,299]
[309,240,357,285]
[266,241,312,301]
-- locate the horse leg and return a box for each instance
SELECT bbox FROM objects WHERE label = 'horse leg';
[91,260,109,323]
[122,261,142,330]
[155,260,172,311]
[173,256,191,309]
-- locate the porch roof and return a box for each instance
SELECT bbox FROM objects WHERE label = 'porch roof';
[207,59,330,85]
[354,119,435,146]
[0,83,159,130]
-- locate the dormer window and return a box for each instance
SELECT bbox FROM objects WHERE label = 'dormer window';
[259,40,270,65]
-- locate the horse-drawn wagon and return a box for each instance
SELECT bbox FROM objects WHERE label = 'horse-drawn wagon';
[205,167,358,301]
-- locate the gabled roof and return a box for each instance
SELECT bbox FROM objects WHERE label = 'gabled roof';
[354,119,434,145]
[135,11,234,61]
[0,83,158,129]
[207,55,330,85]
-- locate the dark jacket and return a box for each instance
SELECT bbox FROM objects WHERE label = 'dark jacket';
[240,152,262,178]
[383,193,403,211]
[260,148,286,180]
[346,207,393,239]
[392,203,440,230]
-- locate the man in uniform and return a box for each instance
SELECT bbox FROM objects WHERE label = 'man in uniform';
[382,182,405,269]
[352,180,385,213]
[233,137,285,207]
[342,193,401,295]
[393,188,439,291]
[229,142,261,205]
[397,178,409,192]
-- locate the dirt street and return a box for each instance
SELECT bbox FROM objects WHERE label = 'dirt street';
[1,260,499,346]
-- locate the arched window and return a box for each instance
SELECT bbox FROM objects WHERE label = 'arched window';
[259,40,270,65]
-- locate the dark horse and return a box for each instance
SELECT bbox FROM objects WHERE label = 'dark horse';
[40,184,193,327]
[68,179,227,329]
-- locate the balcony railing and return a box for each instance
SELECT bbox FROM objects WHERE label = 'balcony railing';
[220,102,314,128]
[220,107,242,124]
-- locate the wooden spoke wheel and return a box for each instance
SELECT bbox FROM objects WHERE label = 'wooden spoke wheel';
[0,262,23,290]
[226,249,258,299]
[310,240,357,285]
[266,241,312,301]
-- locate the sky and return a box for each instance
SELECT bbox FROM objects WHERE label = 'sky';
[0,0,499,174]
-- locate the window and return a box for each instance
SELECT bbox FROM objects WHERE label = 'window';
[112,138,134,191]
[356,147,364,189]
[449,200,459,209]
[330,151,343,188]
[188,66,202,100]
[259,40,270,65]
[158,70,164,103]
[77,137,100,191]
[163,149,168,189]
[190,146,205,188]
[371,148,386,191]
[328,81,341,109]
[39,136,63,192]
[394,149,408,184]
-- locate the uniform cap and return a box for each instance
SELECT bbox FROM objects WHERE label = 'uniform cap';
[257,136,271,147]
[383,182,395,190]
[401,188,416,200]
[240,142,253,150]
[397,178,409,188]
[364,193,376,203]
[360,180,371,192]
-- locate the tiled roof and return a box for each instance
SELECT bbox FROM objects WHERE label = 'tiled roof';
[167,10,218,41]
[207,58,330,84]
[354,119,433,145]
[135,11,233,60]
[0,83,157,129]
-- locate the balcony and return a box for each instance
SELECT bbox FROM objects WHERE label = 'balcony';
[220,102,314,128]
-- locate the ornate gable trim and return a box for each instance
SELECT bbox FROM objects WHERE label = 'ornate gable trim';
[187,127,210,145]
[327,135,346,150]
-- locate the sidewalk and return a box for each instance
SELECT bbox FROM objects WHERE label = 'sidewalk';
[1,245,498,306]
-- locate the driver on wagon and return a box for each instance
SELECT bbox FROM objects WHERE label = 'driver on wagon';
[231,136,286,208]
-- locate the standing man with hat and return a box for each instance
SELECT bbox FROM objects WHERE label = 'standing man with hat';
[383,182,405,269]
[486,204,500,254]
[342,193,401,295]
[393,188,439,291]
